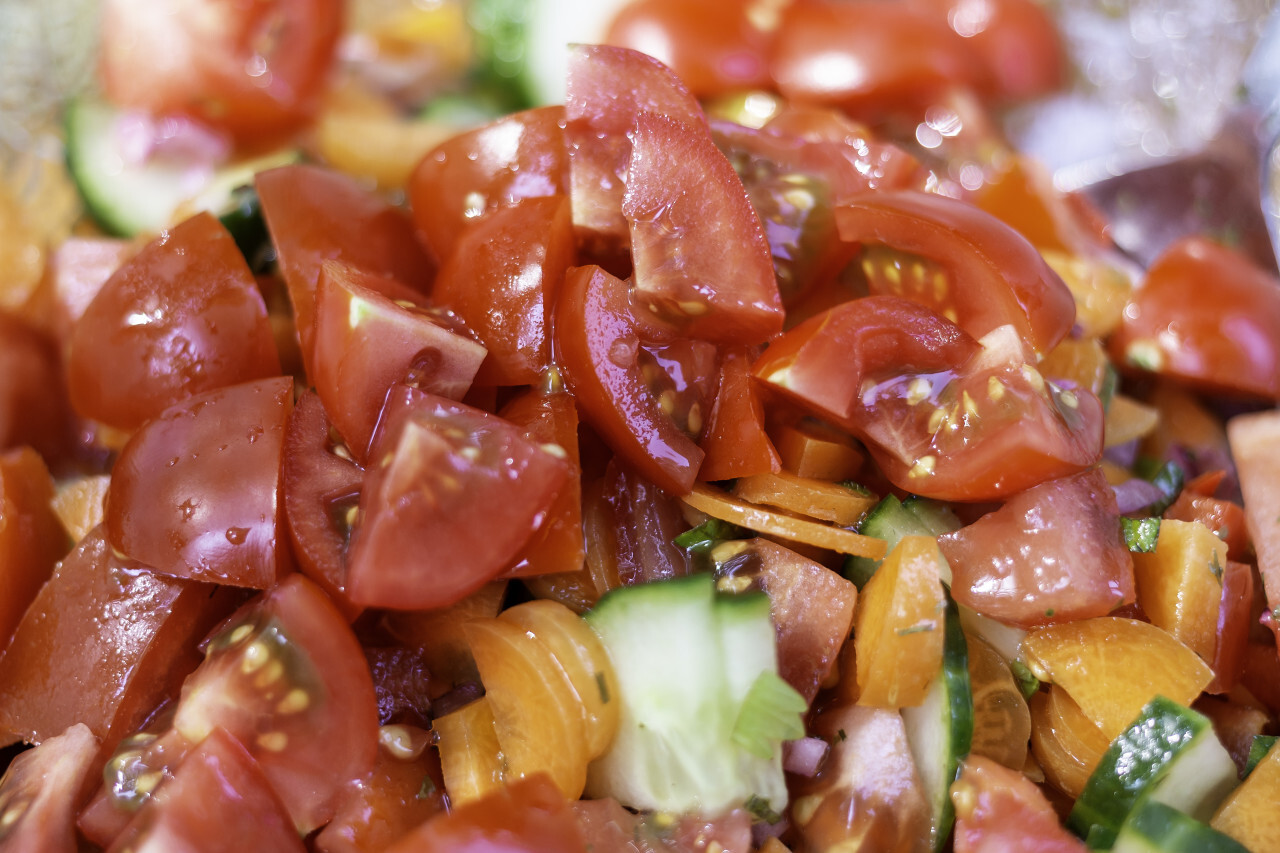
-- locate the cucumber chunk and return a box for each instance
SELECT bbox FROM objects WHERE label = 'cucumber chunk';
[846,495,961,588]
[902,593,974,852]
[1112,801,1249,853]
[584,574,803,816]
[1069,696,1238,849]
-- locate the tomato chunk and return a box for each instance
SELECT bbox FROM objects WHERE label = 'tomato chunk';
[67,212,280,432]
[951,754,1087,853]
[106,377,294,588]
[0,447,67,652]
[555,265,706,495]
[624,111,783,345]
[0,724,98,852]
[697,346,781,482]
[0,311,71,462]
[346,387,572,610]
[939,469,1136,628]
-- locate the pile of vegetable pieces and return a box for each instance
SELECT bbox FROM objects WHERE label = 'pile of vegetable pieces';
[1,0,1280,851]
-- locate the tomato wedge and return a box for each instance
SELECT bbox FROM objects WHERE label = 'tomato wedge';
[836,190,1076,358]
[951,755,1088,853]
[0,311,70,462]
[346,387,573,610]
[106,377,294,588]
[0,724,99,851]
[555,265,706,495]
[67,212,279,432]
[0,447,67,651]
[624,111,783,345]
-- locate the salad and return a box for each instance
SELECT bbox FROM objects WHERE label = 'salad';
[0,0,1279,851]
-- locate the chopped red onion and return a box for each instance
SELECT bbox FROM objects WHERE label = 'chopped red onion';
[783,736,829,777]
[1111,478,1166,514]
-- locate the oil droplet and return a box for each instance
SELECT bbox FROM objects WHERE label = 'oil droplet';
[225,527,249,545]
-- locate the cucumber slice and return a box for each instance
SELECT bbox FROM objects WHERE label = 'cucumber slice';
[65,97,297,237]
[902,593,974,853]
[1068,696,1238,849]
[1112,801,1249,853]
[846,495,961,588]
[584,574,803,816]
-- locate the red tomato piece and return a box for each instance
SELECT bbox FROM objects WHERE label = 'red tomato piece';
[590,458,693,591]
[43,236,136,344]
[408,106,568,265]
[313,261,485,459]
[281,391,363,620]
[1110,236,1280,399]
[430,196,574,386]
[99,0,342,144]
[0,526,237,753]
[836,190,1076,358]
[769,0,988,121]
[939,469,1136,628]
[67,212,280,432]
[0,448,67,652]
[753,294,981,430]
[346,387,572,610]
[907,0,1067,102]
[0,724,98,851]
[565,44,706,247]
[106,376,294,588]
[572,797,753,853]
[1207,559,1254,695]
[498,389,586,578]
[256,164,434,378]
[624,111,784,345]
[383,773,586,853]
[951,754,1088,853]
[762,105,931,193]
[0,311,72,462]
[698,346,781,482]
[108,728,305,853]
[604,0,772,96]
[1164,490,1249,562]
[555,265,705,495]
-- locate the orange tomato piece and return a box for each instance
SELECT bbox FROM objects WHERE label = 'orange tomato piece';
[1211,740,1280,850]
[1131,519,1226,663]
[854,535,946,707]
[967,634,1031,771]
[732,471,877,527]
[381,582,507,691]
[769,417,866,482]
[1022,617,1212,740]
[1029,685,1111,800]
[432,697,505,807]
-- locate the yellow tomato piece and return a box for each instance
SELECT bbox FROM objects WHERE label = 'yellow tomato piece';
[1142,381,1229,463]
[51,473,110,543]
[463,617,589,799]
[1040,248,1132,339]
[382,581,507,686]
[1104,394,1160,448]
[733,471,877,527]
[1039,336,1111,397]
[853,535,946,708]
[967,634,1031,771]
[1029,685,1110,800]
[1132,519,1226,663]
[1022,617,1212,740]
[1212,741,1280,852]
[432,696,504,807]
[498,599,619,760]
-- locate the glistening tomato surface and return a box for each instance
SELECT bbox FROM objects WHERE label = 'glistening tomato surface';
[99,0,342,143]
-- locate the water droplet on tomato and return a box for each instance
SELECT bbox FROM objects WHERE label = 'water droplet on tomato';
[225,527,249,545]
[178,499,198,521]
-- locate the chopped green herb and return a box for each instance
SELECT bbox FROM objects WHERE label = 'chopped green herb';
[416,775,436,800]
[673,517,743,550]
[596,670,611,704]
[1209,552,1224,583]
[730,670,807,759]
[837,480,874,497]
[836,729,847,742]
[744,794,782,824]
[1009,660,1041,701]
[1121,517,1161,552]
[1132,458,1185,515]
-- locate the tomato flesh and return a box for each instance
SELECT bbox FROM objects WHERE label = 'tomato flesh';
[0,311,71,463]
[951,754,1087,853]
[0,447,68,651]
[346,387,573,609]
[0,723,98,852]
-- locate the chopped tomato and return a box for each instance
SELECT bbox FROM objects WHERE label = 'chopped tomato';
[588,459,693,591]
[1207,559,1254,694]
[109,728,306,853]
[0,447,67,651]
[407,106,569,266]
[1110,236,1280,399]
[939,469,1135,627]
[382,773,586,853]
[99,0,342,144]
[67,212,280,432]
[256,164,435,378]
[0,311,72,462]
[951,754,1088,853]
[430,196,574,387]
[836,190,1076,358]
[345,387,572,610]
[697,346,781,482]
[0,724,98,851]
[105,377,294,588]
[313,261,486,459]
[624,111,784,345]
[555,265,708,495]
[572,797,752,852]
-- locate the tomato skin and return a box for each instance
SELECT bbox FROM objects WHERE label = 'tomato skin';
[951,754,1087,853]
[624,111,784,345]
[346,387,572,610]
[280,391,363,619]
[0,723,99,851]
[0,526,238,753]
[836,190,1077,358]
[313,261,486,460]
[382,773,587,853]
[604,0,772,96]
[0,311,73,462]
[555,265,705,496]
[256,164,434,379]
[1207,559,1253,694]
[697,346,780,482]
[0,448,67,652]
[67,212,280,432]
[408,106,568,266]
[431,196,574,387]
[106,377,294,589]
[1110,236,1280,399]
[769,0,988,122]
[109,728,306,853]
[100,0,342,144]
[939,469,1136,628]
